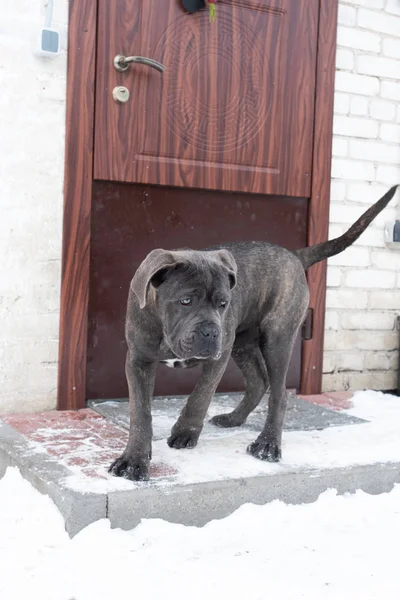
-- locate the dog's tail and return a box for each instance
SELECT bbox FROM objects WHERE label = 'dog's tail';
[296,185,399,270]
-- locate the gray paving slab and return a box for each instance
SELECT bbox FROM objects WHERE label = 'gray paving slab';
[90,393,366,439]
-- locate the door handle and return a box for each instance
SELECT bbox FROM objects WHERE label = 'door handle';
[113,54,166,73]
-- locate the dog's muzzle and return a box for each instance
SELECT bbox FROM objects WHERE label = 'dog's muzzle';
[180,321,222,359]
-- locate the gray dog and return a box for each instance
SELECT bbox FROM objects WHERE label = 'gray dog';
[109,185,398,481]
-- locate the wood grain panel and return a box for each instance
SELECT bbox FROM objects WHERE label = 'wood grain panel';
[57,0,97,410]
[301,0,338,395]
[94,0,319,197]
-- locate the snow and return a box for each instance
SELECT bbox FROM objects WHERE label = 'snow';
[1,466,400,599]
[1,390,400,599]
[64,389,400,493]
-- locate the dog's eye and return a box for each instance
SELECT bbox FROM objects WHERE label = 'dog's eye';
[219,300,228,308]
[180,298,192,306]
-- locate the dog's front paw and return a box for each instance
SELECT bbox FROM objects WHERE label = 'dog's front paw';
[246,438,281,462]
[108,455,150,481]
[167,427,200,449]
[209,412,244,428]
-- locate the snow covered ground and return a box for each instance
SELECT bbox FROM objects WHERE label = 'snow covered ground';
[1,390,400,600]
[1,466,399,600]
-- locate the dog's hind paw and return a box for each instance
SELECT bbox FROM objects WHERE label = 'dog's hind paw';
[108,455,150,481]
[167,427,200,449]
[209,412,244,428]
[246,439,281,462]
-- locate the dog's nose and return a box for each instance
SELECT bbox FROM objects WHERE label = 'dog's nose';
[199,323,219,339]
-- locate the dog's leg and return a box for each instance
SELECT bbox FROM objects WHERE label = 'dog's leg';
[167,350,231,449]
[246,327,297,462]
[109,353,156,481]
[247,280,308,462]
[209,347,269,428]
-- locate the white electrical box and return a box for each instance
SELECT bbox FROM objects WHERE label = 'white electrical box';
[34,27,60,57]
[384,221,400,250]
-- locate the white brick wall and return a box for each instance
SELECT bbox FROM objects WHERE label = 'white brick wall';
[0,1,398,413]
[0,1,68,412]
[323,0,400,393]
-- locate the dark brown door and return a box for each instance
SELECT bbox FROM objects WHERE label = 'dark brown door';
[89,0,320,400]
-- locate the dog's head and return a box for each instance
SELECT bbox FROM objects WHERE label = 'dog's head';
[131,248,237,360]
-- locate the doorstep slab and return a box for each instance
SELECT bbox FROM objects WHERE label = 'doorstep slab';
[107,462,400,531]
[1,395,400,537]
[0,419,106,537]
[90,392,365,439]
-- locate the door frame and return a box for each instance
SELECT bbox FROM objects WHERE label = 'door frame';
[58,0,338,410]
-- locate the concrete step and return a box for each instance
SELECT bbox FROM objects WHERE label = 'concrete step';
[1,391,399,537]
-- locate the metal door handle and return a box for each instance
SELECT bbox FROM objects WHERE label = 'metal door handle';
[113,54,166,73]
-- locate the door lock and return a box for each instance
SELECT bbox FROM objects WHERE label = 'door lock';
[112,86,130,104]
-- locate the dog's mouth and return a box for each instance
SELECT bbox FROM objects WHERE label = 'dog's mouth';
[171,340,221,361]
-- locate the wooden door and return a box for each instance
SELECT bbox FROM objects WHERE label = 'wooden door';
[87,0,322,400]
[94,0,318,196]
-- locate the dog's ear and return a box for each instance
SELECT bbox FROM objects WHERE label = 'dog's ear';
[210,249,238,290]
[131,249,182,309]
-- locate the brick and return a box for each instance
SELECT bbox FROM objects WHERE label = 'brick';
[341,0,383,7]
[331,157,375,180]
[379,124,400,143]
[336,352,364,372]
[346,182,388,205]
[352,226,386,249]
[326,290,368,310]
[386,0,400,15]
[357,55,400,80]
[376,164,400,184]
[337,26,381,54]
[0,313,59,340]
[358,8,400,36]
[329,202,376,225]
[347,371,397,391]
[334,92,350,115]
[371,250,400,271]
[332,117,378,141]
[389,351,399,370]
[330,180,347,201]
[325,310,339,330]
[341,311,396,330]
[322,373,349,392]
[324,329,398,351]
[369,291,400,309]
[334,71,380,96]
[332,137,348,157]
[336,48,354,70]
[338,4,356,26]
[322,353,335,374]
[328,247,371,268]
[326,267,342,288]
[350,96,368,116]
[323,372,371,392]
[381,80,400,101]
[370,100,397,121]
[344,269,396,289]
[328,223,345,239]
[364,352,390,371]
[382,38,400,60]
[349,139,400,164]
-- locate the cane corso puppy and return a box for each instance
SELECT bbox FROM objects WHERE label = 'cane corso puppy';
[109,185,398,480]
